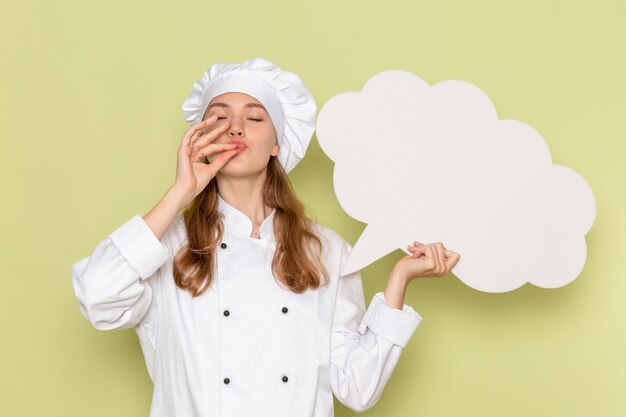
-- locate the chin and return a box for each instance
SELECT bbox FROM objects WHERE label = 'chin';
[218,162,264,178]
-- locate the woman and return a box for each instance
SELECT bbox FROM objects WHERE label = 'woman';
[71,57,460,417]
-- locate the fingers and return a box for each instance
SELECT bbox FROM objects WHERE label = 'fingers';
[414,242,441,272]
[423,245,436,271]
[181,115,219,151]
[192,143,239,162]
[444,249,461,271]
[407,244,427,258]
[206,148,243,175]
[435,243,447,275]
[407,241,422,252]
[191,119,232,151]
[431,243,443,275]
[408,241,458,276]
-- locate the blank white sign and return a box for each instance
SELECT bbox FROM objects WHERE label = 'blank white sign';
[316,70,596,293]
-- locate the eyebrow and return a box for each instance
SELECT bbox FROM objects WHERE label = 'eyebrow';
[207,102,266,111]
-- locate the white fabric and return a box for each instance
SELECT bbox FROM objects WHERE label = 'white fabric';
[181,57,316,174]
[71,196,423,416]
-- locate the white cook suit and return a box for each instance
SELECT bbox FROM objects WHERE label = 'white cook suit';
[71,193,423,416]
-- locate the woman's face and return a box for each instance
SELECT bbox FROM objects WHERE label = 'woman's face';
[202,92,279,176]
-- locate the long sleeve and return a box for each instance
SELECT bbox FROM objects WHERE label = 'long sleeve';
[71,214,172,331]
[330,241,423,413]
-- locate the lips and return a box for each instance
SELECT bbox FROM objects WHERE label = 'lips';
[229,140,247,148]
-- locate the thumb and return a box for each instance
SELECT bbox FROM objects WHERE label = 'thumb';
[407,244,427,258]
[207,149,240,176]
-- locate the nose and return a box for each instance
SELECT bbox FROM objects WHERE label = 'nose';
[227,118,245,137]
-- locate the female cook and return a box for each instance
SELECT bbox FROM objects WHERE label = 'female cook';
[71,57,460,417]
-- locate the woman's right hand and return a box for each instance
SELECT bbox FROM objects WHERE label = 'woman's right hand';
[173,114,244,205]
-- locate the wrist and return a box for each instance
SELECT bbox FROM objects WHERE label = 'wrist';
[390,265,410,287]
[384,269,410,309]
[166,185,192,211]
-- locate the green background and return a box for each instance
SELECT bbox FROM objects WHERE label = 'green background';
[1,0,624,416]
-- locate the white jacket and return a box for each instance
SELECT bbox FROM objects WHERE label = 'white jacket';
[71,193,423,417]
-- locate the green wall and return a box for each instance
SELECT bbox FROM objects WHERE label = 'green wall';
[1,0,624,415]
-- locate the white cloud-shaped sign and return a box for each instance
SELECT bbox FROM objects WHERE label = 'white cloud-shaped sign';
[316,70,596,293]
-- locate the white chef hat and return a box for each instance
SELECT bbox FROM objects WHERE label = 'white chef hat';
[181,57,316,174]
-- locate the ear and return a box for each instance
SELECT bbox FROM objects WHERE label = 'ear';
[271,139,280,157]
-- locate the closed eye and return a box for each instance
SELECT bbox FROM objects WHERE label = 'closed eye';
[216,117,263,122]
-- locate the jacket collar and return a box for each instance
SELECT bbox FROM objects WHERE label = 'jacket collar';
[217,192,276,241]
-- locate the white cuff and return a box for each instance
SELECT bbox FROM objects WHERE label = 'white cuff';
[109,214,171,279]
[357,292,422,348]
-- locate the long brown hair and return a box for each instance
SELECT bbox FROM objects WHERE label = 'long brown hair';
[172,155,329,297]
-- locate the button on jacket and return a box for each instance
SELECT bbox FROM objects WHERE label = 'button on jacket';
[71,194,423,417]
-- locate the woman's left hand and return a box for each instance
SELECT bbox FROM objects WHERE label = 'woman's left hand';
[393,241,460,283]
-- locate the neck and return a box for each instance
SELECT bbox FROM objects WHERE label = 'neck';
[215,169,271,225]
